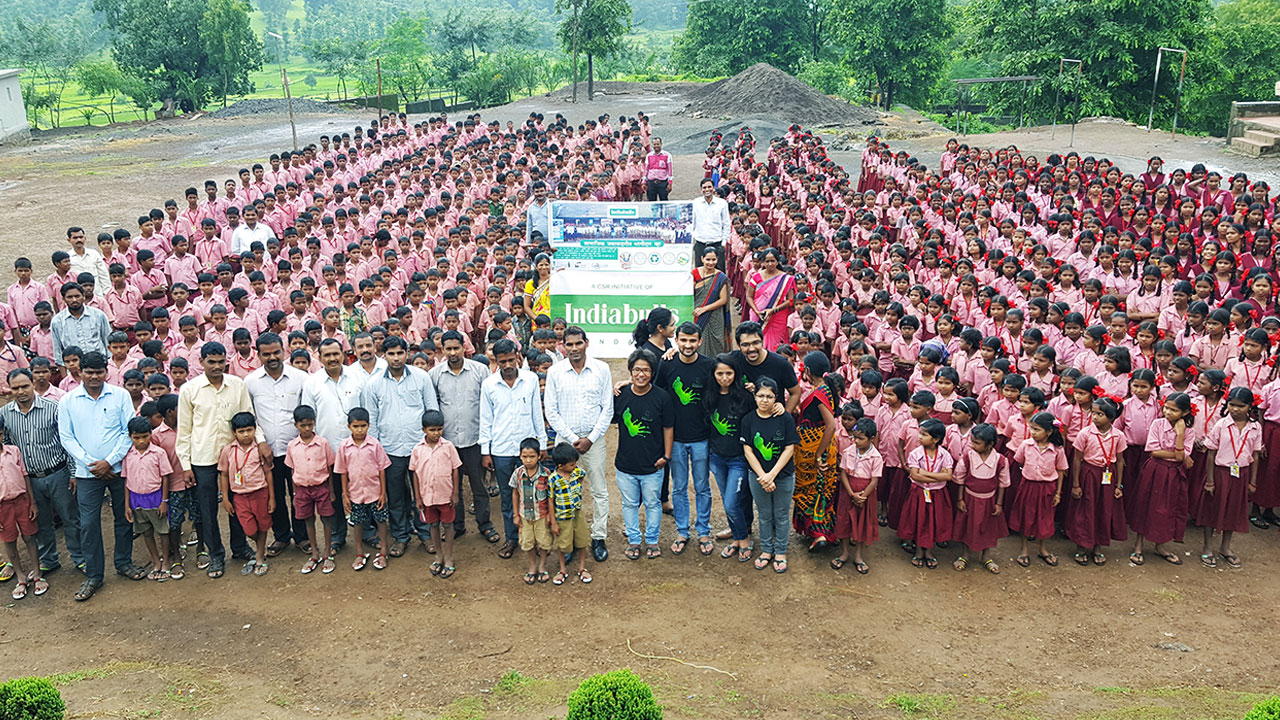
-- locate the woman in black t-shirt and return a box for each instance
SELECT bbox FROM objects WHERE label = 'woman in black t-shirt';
[613,349,675,560]
[705,354,756,560]
[739,376,800,574]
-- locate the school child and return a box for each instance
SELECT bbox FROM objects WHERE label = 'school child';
[285,405,338,575]
[146,395,197,579]
[891,389,934,534]
[831,417,881,574]
[548,441,592,585]
[1098,346,1132,399]
[0,418,44,599]
[325,413,385,568]
[1189,370,1228,520]
[510,437,552,585]
[408,409,460,579]
[1196,387,1262,569]
[122,416,173,581]
[1067,395,1128,566]
[1128,392,1194,566]
[1254,372,1280,528]
[899,418,953,569]
[219,411,275,576]
[1225,328,1272,395]
[1009,412,1068,567]
[874,378,910,528]
[952,424,1010,573]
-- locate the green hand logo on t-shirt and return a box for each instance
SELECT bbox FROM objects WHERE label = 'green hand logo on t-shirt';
[672,376,699,405]
[623,407,651,438]
[753,432,779,461]
[711,409,735,436]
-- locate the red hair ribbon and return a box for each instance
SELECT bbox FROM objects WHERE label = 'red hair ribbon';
[1157,329,1166,340]
[1186,365,1200,377]
[1155,373,1165,386]
[1128,324,1139,339]
[1091,385,1107,398]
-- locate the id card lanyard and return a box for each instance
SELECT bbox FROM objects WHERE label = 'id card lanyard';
[1096,430,1118,485]
[1227,423,1249,478]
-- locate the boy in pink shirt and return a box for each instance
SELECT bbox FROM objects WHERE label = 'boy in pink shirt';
[285,405,338,575]
[123,416,174,581]
[8,258,51,332]
[219,411,275,576]
[409,409,460,579]
[0,419,43,599]
[335,407,391,571]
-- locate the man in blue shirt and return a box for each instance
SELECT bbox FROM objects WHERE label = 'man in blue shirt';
[57,351,142,601]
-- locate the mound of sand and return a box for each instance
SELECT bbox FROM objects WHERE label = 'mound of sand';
[681,63,879,126]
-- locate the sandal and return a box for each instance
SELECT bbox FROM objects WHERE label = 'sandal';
[523,572,536,585]
[646,546,662,560]
[1221,552,1242,569]
[352,553,369,571]
[953,556,968,571]
[1200,553,1217,568]
[1073,552,1090,566]
[1038,552,1059,567]
[254,562,269,576]
[900,540,917,554]
[911,556,924,568]
[196,551,211,570]
[372,553,387,570]
[266,540,289,558]
[737,544,753,562]
[577,568,592,583]
[754,553,772,570]
[240,559,257,576]
[482,528,500,544]
[698,538,715,555]
[983,559,1000,574]
[772,557,788,574]
[536,571,550,583]
[1250,515,1270,530]
[1159,551,1183,566]
[0,562,13,582]
[1129,552,1145,566]
[625,545,641,561]
[388,541,407,558]
[438,565,455,579]
[118,563,147,581]
[169,563,185,580]
[830,557,847,570]
[854,560,869,574]
[147,568,168,582]
[74,579,101,602]
[206,562,224,579]
[486,484,499,497]
[1092,552,1106,566]
[552,571,568,586]
[720,545,739,559]
[33,576,49,596]
[11,579,27,600]
[496,542,515,560]
[1016,555,1031,567]
[924,557,938,570]
[301,557,321,574]
[670,537,688,555]
[299,541,313,555]
[321,557,336,574]
[430,561,444,576]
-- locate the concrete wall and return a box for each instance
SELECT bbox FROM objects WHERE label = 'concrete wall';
[1228,101,1280,140]
[0,70,31,145]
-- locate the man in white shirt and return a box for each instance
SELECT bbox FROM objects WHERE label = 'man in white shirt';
[478,338,546,558]
[230,205,276,255]
[244,332,307,556]
[65,227,110,298]
[691,178,730,271]
[544,326,613,561]
[299,338,365,552]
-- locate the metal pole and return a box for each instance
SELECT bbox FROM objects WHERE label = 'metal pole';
[1147,48,1163,132]
[376,58,382,116]
[1070,62,1081,147]
[1172,50,1188,137]
[282,68,297,150]
[1051,62,1063,139]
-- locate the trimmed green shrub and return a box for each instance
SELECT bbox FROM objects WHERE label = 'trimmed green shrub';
[1245,697,1280,720]
[0,677,66,720]
[566,669,662,720]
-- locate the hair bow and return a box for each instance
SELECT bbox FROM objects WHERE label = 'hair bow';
[1128,325,1139,339]
[1157,329,1166,340]
[1091,385,1107,398]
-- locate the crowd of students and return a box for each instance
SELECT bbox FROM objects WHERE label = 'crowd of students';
[0,107,1278,602]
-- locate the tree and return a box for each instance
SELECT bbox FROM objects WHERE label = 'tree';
[304,37,370,100]
[436,8,494,65]
[376,15,433,103]
[1,16,91,127]
[203,0,265,107]
[74,60,126,122]
[556,0,632,100]
[829,0,950,109]
[673,0,815,77]
[1182,0,1280,133]
[255,0,293,34]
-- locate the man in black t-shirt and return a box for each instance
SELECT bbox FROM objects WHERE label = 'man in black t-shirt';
[656,322,717,554]
[727,321,801,413]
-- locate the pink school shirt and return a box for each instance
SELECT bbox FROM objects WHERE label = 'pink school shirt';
[6,282,50,328]
[29,326,53,359]
[1012,439,1068,482]
[1072,426,1128,468]
[165,254,201,289]
[1142,417,1185,453]
[151,424,189,492]
[1202,416,1263,467]
[0,446,28,501]
[954,449,1011,499]
[217,442,270,494]
[905,446,953,491]
[840,445,883,487]
[1261,378,1280,423]
[408,437,461,507]
[285,435,336,487]
[1119,395,1160,447]
[1223,357,1270,395]
[874,403,910,467]
[334,436,391,504]
[123,444,173,496]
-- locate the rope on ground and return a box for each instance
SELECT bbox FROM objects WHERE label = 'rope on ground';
[626,637,738,679]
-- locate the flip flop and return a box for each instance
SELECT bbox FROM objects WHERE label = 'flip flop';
[1038,553,1059,567]
[1221,553,1242,569]
[625,545,641,561]
[496,542,515,559]
[983,559,1000,574]
[196,552,211,570]
[1249,515,1270,530]
[169,563,185,580]
[772,557,788,574]
[388,541,407,558]
[552,571,567,586]
[737,545,754,563]
[1073,552,1090,566]
[352,553,369,571]
[924,557,938,569]
[482,528,500,544]
[321,557,336,574]
[577,569,592,584]
[0,562,13,582]
[438,565,455,579]
[254,562,269,576]
[266,540,289,558]
[754,554,772,570]
[953,556,968,571]
[1159,551,1183,566]
[698,538,715,555]
[911,556,924,568]
[523,572,536,585]
[830,557,847,570]
[240,560,257,576]
[372,553,387,570]
[430,561,444,576]
[854,560,869,575]
[720,544,739,559]
[1200,553,1217,568]
[301,557,321,574]
[1129,552,1145,566]
[1092,552,1106,566]
[11,579,27,600]
[33,577,49,596]
[536,571,550,583]
[646,546,662,560]
[670,537,689,555]
[147,568,168,582]
[1016,555,1031,567]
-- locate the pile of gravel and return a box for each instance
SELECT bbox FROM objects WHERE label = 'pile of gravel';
[681,63,879,127]
[210,98,357,118]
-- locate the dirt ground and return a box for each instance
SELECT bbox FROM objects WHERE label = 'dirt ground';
[0,91,1278,720]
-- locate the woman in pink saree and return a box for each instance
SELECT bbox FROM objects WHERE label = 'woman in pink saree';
[746,247,796,351]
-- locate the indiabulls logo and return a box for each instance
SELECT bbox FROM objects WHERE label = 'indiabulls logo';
[564,302,679,326]
[607,207,639,217]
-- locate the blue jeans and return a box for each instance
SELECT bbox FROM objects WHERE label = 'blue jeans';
[31,466,82,570]
[616,469,664,545]
[670,440,712,539]
[193,465,250,564]
[76,474,134,584]
[748,468,795,555]
[491,455,520,543]
[709,452,752,541]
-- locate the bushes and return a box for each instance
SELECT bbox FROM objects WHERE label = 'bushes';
[566,670,662,720]
[0,677,65,720]
[1245,697,1280,720]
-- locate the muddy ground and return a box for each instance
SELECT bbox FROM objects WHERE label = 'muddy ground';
[0,88,1278,719]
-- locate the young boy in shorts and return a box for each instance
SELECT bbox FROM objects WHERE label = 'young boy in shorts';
[122,416,173,581]
[335,407,391,571]
[409,409,461,579]
[510,437,552,585]
[0,418,44,599]
[147,395,200,579]
[219,411,275,577]
[549,442,591,585]
[285,405,337,575]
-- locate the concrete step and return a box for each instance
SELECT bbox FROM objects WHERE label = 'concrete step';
[1244,129,1280,145]
[1231,136,1276,157]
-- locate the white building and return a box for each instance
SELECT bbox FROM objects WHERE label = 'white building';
[0,69,30,145]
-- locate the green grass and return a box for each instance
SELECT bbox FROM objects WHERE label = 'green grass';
[438,696,486,720]
[47,661,151,686]
[881,693,958,718]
